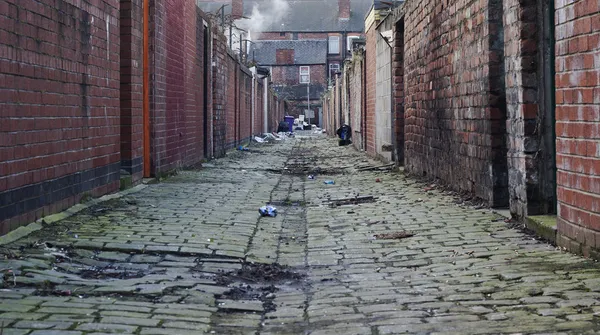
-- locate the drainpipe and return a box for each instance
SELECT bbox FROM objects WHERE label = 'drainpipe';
[263,77,268,134]
[251,68,255,136]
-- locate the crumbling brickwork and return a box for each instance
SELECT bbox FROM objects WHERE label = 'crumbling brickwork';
[403,0,509,207]
[0,0,121,233]
[393,18,405,164]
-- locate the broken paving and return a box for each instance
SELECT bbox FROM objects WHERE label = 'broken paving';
[2,134,600,334]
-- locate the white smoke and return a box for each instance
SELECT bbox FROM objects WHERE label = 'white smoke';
[237,0,290,37]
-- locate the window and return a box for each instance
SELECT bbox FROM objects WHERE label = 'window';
[328,36,340,54]
[299,66,310,84]
[347,36,360,51]
[329,63,340,77]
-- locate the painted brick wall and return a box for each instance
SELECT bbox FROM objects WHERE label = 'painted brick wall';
[255,81,264,135]
[365,19,377,156]
[555,0,600,256]
[375,19,393,162]
[349,51,365,151]
[120,0,144,182]
[0,0,121,233]
[403,0,509,207]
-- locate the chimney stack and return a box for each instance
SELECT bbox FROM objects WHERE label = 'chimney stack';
[339,0,350,20]
[232,0,243,20]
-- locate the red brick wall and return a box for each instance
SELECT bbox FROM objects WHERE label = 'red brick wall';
[403,0,509,206]
[212,33,228,157]
[555,0,600,255]
[276,49,295,64]
[120,0,144,182]
[0,0,121,233]
[271,65,327,86]
[226,55,238,149]
[365,21,377,156]
[393,19,405,163]
[256,32,291,40]
[298,33,328,39]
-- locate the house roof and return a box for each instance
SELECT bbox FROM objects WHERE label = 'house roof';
[197,0,374,32]
[250,40,327,65]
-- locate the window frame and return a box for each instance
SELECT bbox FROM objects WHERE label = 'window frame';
[329,63,340,75]
[328,36,340,54]
[347,36,360,51]
[299,66,310,84]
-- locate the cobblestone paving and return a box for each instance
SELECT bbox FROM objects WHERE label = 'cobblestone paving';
[2,134,600,334]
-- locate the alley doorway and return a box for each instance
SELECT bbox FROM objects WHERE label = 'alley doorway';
[537,0,557,214]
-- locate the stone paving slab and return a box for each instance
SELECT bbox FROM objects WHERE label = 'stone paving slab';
[1,134,600,334]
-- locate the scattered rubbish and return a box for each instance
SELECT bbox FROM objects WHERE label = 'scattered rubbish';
[327,195,376,207]
[254,136,265,143]
[259,205,278,217]
[308,175,315,180]
[376,178,381,183]
[237,146,250,151]
[374,231,415,240]
[324,180,335,185]
[357,163,395,172]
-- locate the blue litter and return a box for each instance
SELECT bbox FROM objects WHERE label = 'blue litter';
[259,205,278,217]
[324,180,335,185]
[238,146,250,151]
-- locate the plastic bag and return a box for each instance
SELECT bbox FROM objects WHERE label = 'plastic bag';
[259,205,278,217]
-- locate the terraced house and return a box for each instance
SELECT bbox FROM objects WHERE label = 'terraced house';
[198,0,372,126]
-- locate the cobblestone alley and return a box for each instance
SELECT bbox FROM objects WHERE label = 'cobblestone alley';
[2,134,600,335]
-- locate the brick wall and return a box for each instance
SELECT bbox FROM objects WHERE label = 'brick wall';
[555,0,600,256]
[120,0,144,182]
[298,33,328,40]
[256,32,291,40]
[375,17,393,162]
[0,0,121,233]
[212,33,228,157]
[403,0,509,207]
[393,18,405,163]
[349,51,365,151]
[365,18,377,156]
[271,65,327,86]
[0,1,286,236]
[148,0,209,172]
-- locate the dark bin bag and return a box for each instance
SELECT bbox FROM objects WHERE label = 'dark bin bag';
[336,125,352,146]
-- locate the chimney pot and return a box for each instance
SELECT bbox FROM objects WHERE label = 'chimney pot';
[232,0,243,19]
